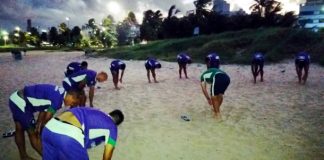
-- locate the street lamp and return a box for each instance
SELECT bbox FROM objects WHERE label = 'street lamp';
[2,31,9,46]
[15,26,21,32]
[66,17,70,28]
[3,35,8,46]
[2,30,8,36]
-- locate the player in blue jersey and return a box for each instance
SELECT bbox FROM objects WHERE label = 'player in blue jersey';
[65,62,81,77]
[65,61,88,77]
[200,68,230,118]
[145,57,161,83]
[63,69,108,107]
[110,60,126,90]
[251,52,264,83]
[205,53,220,69]
[41,107,124,160]
[295,51,310,84]
[177,52,192,79]
[8,84,80,160]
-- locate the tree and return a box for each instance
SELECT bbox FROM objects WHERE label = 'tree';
[161,16,181,38]
[194,0,212,11]
[25,27,40,46]
[117,12,140,45]
[140,10,163,40]
[249,0,282,26]
[160,5,183,38]
[192,0,212,35]
[250,0,267,17]
[127,12,138,25]
[58,23,71,45]
[101,15,118,48]
[278,11,297,27]
[40,32,48,42]
[264,0,282,26]
[70,26,82,47]
[49,27,59,45]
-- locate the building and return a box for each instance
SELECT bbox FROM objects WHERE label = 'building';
[298,0,324,31]
[27,19,31,32]
[212,0,230,15]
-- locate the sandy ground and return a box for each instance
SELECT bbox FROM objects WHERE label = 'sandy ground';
[0,51,323,160]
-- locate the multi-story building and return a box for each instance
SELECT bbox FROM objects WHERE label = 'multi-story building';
[212,0,230,15]
[298,0,324,31]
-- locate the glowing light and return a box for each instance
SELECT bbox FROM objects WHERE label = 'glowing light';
[15,26,21,31]
[66,17,70,21]
[107,1,122,14]
[182,0,194,5]
[2,30,8,35]
[3,35,8,46]
[227,0,301,14]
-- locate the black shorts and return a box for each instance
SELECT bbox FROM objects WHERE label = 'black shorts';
[251,59,264,69]
[110,68,119,75]
[295,59,309,69]
[177,60,188,66]
[145,63,153,70]
[211,73,230,96]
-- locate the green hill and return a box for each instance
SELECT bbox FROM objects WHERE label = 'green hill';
[98,28,324,66]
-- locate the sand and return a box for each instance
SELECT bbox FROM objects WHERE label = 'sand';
[0,51,323,160]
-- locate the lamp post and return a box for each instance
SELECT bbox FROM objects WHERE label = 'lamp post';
[66,17,70,28]
[15,26,21,32]
[66,17,70,44]
[3,35,8,46]
[2,30,9,46]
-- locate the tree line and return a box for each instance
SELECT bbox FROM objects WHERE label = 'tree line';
[140,0,297,40]
[1,0,297,48]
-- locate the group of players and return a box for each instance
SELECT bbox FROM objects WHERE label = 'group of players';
[6,51,310,160]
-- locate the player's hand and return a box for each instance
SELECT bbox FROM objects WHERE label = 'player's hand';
[207,98,212,105]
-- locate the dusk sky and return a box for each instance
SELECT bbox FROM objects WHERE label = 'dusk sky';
[0,0,306,32]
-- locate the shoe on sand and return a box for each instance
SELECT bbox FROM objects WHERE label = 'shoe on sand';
[181,115,191,121]
[3,129,15,138]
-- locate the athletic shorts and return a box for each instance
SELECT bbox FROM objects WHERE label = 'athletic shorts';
[252,59,264,69]
[110,68,119,75]
[9,91,36,130]
[210,73,230,96]
[145,63,154,70]
[295,59,309,69]
[177,58,189,65]
[42,118,87,160]
[63,78,86,93]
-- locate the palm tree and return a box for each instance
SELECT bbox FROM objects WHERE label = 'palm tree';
[250,0,281,18]
[194,0,212,11]
[250,0,267,17]
[140,10,163,40]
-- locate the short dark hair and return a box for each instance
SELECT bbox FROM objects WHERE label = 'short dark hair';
[120,64,126,70]
[156,63,161,69]
[81,61,88,68]
[109,109,124,126]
